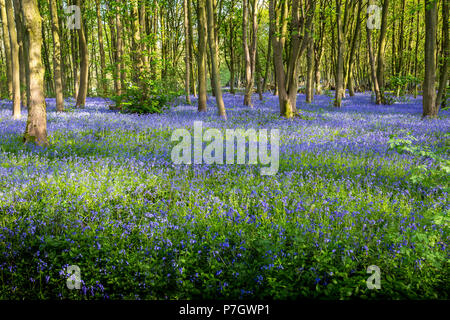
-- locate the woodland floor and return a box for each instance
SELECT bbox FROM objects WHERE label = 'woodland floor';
[0,92,448,299]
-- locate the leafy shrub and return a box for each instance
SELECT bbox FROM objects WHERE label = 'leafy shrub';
[388,134,450,193]
[389,74,420,98]
[111,78,180,115]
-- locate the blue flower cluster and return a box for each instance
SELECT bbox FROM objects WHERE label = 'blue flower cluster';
[0,92,448,299]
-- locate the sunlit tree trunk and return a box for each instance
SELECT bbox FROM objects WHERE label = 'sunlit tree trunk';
[313,10,325,96]
[76,0,88,108]
[367,8,382,105]
[49,0,64,112]
[206,0,227,119]
[346,0,362,97]
[334,0,346,107]
[376,0,389,104]
[71,25,79,99]
[270,0,314,118]
[131,0,145,95]
[22,0,47,146]
[262,24,272,93]
[197,0,207,112]
[5,0,20,119]
[96,0,107,96]
[243,0,258,107]
[306,35,314,103]
[116,9,124,96]
[423,0,438,118]
[0,0,12,99]
[13,0,26,107]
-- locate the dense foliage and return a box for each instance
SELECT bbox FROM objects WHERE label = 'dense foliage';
[0,93,448,299]
[111,79,179,115]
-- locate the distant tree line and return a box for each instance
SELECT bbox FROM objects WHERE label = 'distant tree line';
[0,0,447,145]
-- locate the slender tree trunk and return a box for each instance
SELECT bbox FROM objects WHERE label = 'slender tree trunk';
[71,26,79,99]
[270,0,314,117]
[243,0,258,107]
[306,35,314,103]
[396,0,407,78]
[139,1,148,72]
[262,25,272,93]
[228,0,236,94]
[183,0,191,104]
[206,29,216,97]
[423,0,438,118]
[367,10,382,105]
[49,0,63,112]
[205,0,227,119]
[270,0,291,117]
[13,0,26,107]
[197,0,208,112]
[22,0,47,146]
[96,0,107,96]
[334,0,345,107]
[256,47,263,100]
[313,10,325,96]
[116,10,124,96]
[5,0,20,119]
[187,1,196,97]
[42,24,53,96]
[436,0,448,109]
[347,0,362,97]
[0,0,12,98]
[376,0,389,103]
[413,0,420,98]
[131,0,145,95]
[76,0,88,108]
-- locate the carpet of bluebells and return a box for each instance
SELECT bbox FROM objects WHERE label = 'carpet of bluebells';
[0,92,448,300]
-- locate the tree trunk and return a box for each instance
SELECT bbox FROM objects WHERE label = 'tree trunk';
[96,0,107,96]
[376,0,389,103]
[76,0,88,108]
[183,0,191,104]
[197,0,208,112]
[436,0,448,109]
[228,0,236,94]
[243,0,258,107]
[205,0,227,119]
[13,0,26,107]
[423,0,438,118]
[367,12,382,105]
[270,0,291,117]
[116,10,124,96]
[347,0,362,97]
[0,0,12,99]
[22,0,47,146]
[131,0,145,95]
[49,0,64,112]
[313,11,325,96]
[270,0,314,118]
[187,1,196,97]
[42,24,53,96]
[256,47,263,100]
[413,0,420,98]
[71,26,79,99]
[334,0,345,107]
[5,0,20,119]
[262,24,272,93]
[306,36,314,103]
